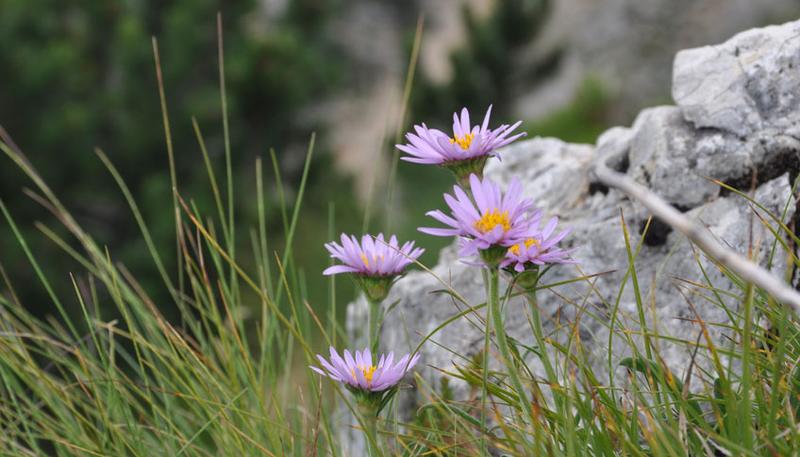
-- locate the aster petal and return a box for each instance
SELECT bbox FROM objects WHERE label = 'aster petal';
[310,365,339,380]
[392,354,410,373]
[471,178,489,213]
[444,192,479,227]
[383,352,394,369]
[494,131,527,149]
[419,226,461,237]
[452,184,481,220]
[464,130,482,158]
[541,218,559,239]
[426,210,460,229]
[316,354,340,377]
[400,155,441,164]
[436,135,458,160]
[459,107,470,136]
[329,347,349,374]
[343,350,356,371]
[481,105,493,133]
[396,143,432,160]
[322,265,359,275]
[453,111,463,137]
[354,365,369,389]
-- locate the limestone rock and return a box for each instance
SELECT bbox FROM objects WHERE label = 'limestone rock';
[518,0,800,122]
[673,20,800,136]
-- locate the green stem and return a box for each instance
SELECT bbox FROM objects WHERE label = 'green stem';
[489,267,535,425]
[368,297,381,354]
[526,290,557,383]
[480,268,491,454]
[357,401,381,457]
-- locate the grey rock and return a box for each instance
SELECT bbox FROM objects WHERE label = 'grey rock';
[519,0,800,122]
[626,106,749,208]
[484,137,594,212]
[341,19,800,455]
[673,20,800,136]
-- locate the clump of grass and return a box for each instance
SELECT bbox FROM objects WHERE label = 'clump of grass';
[0,22,339,456]
[2,23,800,457]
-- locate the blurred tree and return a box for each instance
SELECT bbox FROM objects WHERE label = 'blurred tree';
[0,0,352,320]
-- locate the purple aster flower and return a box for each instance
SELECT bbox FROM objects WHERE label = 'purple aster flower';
[323,233,423,277]
[311,347,420,393]
[420,174,538,264]
[396,106,525,185]
[323,233,423,301]
[501,216,575,273]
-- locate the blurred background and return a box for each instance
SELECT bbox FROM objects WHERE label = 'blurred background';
[1,0,798,324]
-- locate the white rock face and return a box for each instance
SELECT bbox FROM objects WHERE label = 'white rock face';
[518,0,799,121]
[673,20,800,137]
[341,19,800,455]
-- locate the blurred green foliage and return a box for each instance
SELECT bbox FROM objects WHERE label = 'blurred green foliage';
[0,0,362,319]
[0,0,611,324]
[527,78,612,143]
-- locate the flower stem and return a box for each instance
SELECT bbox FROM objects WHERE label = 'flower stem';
[480,268,491,454]
[368,296,381,354]
[525,289,558,388]
[357,401,382,457]
[488,267,535,425]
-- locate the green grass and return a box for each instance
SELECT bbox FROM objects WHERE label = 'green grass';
[2,30,800,457]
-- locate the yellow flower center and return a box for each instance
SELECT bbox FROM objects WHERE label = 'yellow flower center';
[474,210,511,234]
[450,132,475,150]
[351,364,377,385]
[509,238,541,256]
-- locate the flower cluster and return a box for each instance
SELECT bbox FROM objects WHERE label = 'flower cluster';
[313,106,574,412]
[420,174,537,264]
[420,171,573,270]
[397,105,572,270]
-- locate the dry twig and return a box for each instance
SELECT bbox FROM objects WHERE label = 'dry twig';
[592,150,800,314]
